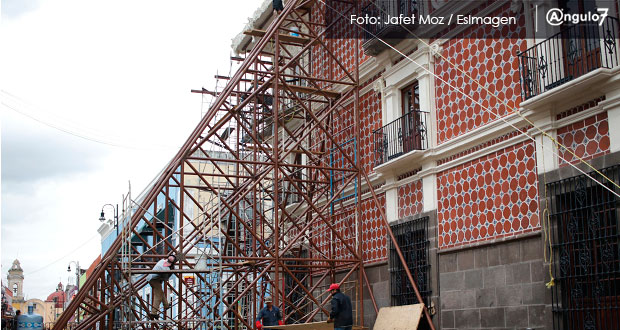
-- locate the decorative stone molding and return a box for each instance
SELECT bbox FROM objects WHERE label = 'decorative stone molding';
[373,77,385,94]
[429,43,443,60]
[510,0,523,13]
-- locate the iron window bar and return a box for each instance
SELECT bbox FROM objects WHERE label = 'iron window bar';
[548,164,620,330]
[389,216,431,307]
[518,16,619,101]
[373,110,429,166]
[361,0,424,43]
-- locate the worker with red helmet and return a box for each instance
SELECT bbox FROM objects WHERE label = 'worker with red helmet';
[327,283,353,330]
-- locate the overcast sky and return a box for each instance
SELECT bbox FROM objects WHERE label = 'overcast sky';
[1,0,262,300]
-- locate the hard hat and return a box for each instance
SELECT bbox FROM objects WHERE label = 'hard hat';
[328,283,340,291]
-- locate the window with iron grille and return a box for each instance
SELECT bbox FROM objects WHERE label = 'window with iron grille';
[389,216,431,306]
[548,164,620,330]
[284,248,308,323]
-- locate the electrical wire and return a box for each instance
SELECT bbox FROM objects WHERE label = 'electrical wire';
[316,0,620,289]
[317,0,620,201]
[23,234,100,276]
[1,91,179,151]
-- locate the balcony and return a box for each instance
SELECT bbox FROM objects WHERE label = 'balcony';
[362,0,424,56]
[518,17,619,101]
[373,110,429,167]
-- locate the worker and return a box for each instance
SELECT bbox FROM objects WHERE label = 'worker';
[273,0,284,14]
[147,254,177,319]
[255,298,284,329]
[12,310,20,330]
[327,284,353,330]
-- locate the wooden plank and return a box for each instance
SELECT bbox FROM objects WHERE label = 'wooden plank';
[373,304,423,330]
[244,29,310,45]
[264,321,332,330]
[264,322,366,330]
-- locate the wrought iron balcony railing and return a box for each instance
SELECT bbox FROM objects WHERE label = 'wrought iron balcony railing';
[373,110,429,166]
[361,0,424,43]
[518,16,619,101]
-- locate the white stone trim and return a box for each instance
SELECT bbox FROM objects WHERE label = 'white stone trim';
[422,160,438,212]
[604,100,620,153]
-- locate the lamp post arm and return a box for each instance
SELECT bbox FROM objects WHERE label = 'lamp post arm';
[101,203,120,230]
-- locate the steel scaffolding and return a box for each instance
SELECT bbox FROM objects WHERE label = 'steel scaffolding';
[53,1,433,329]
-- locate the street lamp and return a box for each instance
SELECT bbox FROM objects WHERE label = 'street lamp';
[67,261,80,291]
[67,261,81,322]
[99,204,119,235]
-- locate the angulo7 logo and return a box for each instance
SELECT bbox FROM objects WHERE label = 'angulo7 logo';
[546,7,609,26]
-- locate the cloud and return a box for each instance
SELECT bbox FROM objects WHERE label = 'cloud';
[1,109,107,190]
[1,0,41,20]
[1,0,264,300]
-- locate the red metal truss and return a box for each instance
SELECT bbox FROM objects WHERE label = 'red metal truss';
[53,1,433,329]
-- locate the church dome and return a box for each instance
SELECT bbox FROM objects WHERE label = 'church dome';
[46,282,66,308]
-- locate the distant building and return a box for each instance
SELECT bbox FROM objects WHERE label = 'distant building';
[2,280,14,317]
[45,282,66,320]
[7,260,24,304]
[5,259,74,325]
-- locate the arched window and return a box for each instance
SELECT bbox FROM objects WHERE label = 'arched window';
[12,284,18,295]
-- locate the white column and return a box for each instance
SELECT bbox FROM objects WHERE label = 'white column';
[421,160,438,212]
[383,86,401,124]
[608,109,620,153]
[532,111,558,173]
[602,87,620,153]
[384,176,399,223]
[535,132,558,173]
[417,66,435,148]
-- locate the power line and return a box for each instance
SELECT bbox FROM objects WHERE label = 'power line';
[24,234,100,276]
[1,91,179,151]
[318,0,620,200]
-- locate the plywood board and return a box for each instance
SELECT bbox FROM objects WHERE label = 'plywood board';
[264,321,333,330]
[373,304,424,330]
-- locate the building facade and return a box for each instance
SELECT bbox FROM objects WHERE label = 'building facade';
[7,259,25,306]
[233,0,620,329]
[5,259,76,325]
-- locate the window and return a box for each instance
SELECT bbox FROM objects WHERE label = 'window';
[390,216,431,306]
[549,165,620,330]
[399,82,426,155]
[518,0,617,100]
[12,284,17,295]
[401,82,420,115]
[373,80,429,165]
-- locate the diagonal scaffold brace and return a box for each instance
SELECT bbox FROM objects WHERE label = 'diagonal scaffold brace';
[53,1,434,329]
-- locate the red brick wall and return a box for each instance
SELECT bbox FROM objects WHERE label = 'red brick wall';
[437,141,540,249]
[311,193,387,263]
[329,89,382,171]
[557,112,610,167]
[334,204,357,261]
[398,179,424,219]
[313,204,355,261]
[361,193,387,262]
[434,3,527,144]
[360,91,383,173]
[311,1,371,82]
